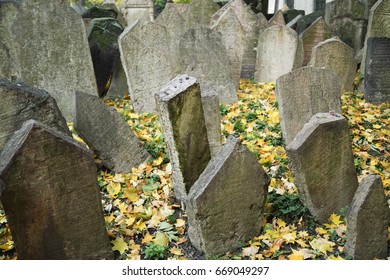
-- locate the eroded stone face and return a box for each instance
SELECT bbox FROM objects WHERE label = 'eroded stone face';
[182,0,220,28]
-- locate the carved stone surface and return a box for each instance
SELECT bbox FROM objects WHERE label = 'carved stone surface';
[182,0,220,28]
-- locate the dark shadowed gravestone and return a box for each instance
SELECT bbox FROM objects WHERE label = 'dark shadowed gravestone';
[0,80,71,152]
[155,75,211,201]
[286,113,359,223]
[296,10,324,34]
[344,175,390,260]
[283,9,305,24]
[275,67,342,146]
[0,120,112,260]
[73,91,150,174]
[186,136,270,257]
[182,0,220,28]
[105,59,128,99]
[82,5,118,19]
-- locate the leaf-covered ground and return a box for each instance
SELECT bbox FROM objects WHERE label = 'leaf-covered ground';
[0,80,389,260]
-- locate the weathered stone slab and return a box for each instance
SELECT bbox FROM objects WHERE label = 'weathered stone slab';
[183,0,220,28]
[254,25,299,82]
[0,0,98,121]
[344,174,390,260]
[82,5,118,19]
[309,37,357,91]
[299,16,332,65]
[186,136,270,257]
[119,0,154,25]
[284,9,305,24]
[155,75,211,201]
[364,37,390,104]
[178,25,238,104]
[0,80,71,153]
[286,113,359,223]
[267,9,286,27]
[0,120,112,260]
[296,10,324,34]
[286,14,303,29]
[119,20,174,113]
[165,3,189,14]
[275,67,342,146]
[73,91,150,173]
[105,59,128,99]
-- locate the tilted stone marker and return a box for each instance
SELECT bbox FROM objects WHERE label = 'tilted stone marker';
[286,14,303,29]
[186,136,270,257]
[344,175,390,260]
[165,2,189,14]
[119,20,174,113]
[0,80,71,152]
[296,10,324,34]
[284,9,305,25]
[309,37,357,92]
[105,59,128,99]
[155,75,211,201]
[286,113,359,223]
[182,0,220,28]
[254,25,299,83]
[0,120,112,259]
[0,0,98,121]
[267,9,286,27]
[275,67,342,146]
[73,91,150,173]
[178,25,238,104]
[364,37,390,104]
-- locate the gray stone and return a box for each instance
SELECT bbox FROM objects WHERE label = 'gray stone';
[178,25,238,104]
[284,9,305,24]
[364,37,390,104]
[344,174,390,260]
[186,136,270,257]
[296,10,325,34]
[118,20,175,113]
[183,0,220,28]
[165,3,189,14]
[267,9,286,27]
[286,113,359,223]
[275,66,342,146]
[299,17,332,65]
[254,25,299,82]
[105,59,128,99]
[73,91,150,173]
[286,14,303,29]
[0,120,112,260]
[309,37,357,91]
[155,75,211,201]
[0,0,98,121]
[0,80,71,153]
[119,0,154,26]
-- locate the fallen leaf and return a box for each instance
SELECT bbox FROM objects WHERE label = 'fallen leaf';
[111,238,128,255]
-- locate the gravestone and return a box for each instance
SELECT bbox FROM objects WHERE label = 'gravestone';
[155,75,211,201]
[299,17,332,66]
[119,20,174,113]
[82,5,118,19]
[165,3,189,14]
[309,37,357,91]
[286,14,303,29]
[178,25,238,104]
[0,80,71,152]
[87,18,124,97]
[296,10,324,34]
[183,0,220,28]
[364,37,390,104]
[211,7,245,89]
[254,25,299,83]
[0,120,112,260]
[283,9,305,24]
[344,175,390,260]
[105,59,128,99]
[275,67,342,146]
[286,113,359,223]
[186,136,270,257]
[267,9,286,27]
[73,91,150,173]
[120,0,154,25]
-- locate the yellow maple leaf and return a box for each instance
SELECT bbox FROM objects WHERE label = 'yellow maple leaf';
[282,232,296,244]
[310,238,335,254]
[242,245,259,257]
[123,188,139,203]
[133,220,147,232]
[315,227,328,235]
[295,239,309,248]
[175,219,186,228]
[111,238,128,255]
[107,182,121,198]
[170,247,183,256]
[142,233,154,245]
[328,255,344,260]
[153,233,169,248]
[288,249,304,260]
[329,213,342,226]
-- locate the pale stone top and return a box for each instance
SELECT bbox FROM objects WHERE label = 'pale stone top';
[157,75,197,102]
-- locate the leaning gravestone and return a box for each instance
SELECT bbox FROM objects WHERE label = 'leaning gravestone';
[182,0,220,28]
[364,37,390,104]
[186,136,270,257]
[296,10,324,34]
[105,59,128,99]
[179,25,238,104]
[275,67,342,146]
[344,175,390,260]
[254,25,299,83]
[309,37,357,92]
[0,80,71,152]
[165,3,189,14]
[0,0,98,121]
[267,9,286,27]
[284,9,305,24]
[286,14,303,29]
[119,20,174,113]
[0,120,112,260]
[73,91,150,173]
[155,75,211,201]
[299,17,332,66]
[286,113,359,223]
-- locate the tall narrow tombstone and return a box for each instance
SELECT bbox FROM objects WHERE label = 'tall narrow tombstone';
[364,37,390,104]
[254,25,299,82]
[73,91,150,173]
[296,10,324,34]
[344,175,390,260]
[309,37,357,91]
[0,120,112,260]
[0,80,71,152]
[299,16,332,65]
[275,67,342,146]
[267,9,286,27]
[178,25,238,104]
[119,20,174,113]
[105,59,128,99]
[155,75,211,201]
[0,0,98,121]
[186,136,270,257]
[286,113,359,223]
[183,0,220,28]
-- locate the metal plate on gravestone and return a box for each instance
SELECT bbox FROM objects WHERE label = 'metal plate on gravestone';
[364,37,390,104]
[82,6,118,19]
